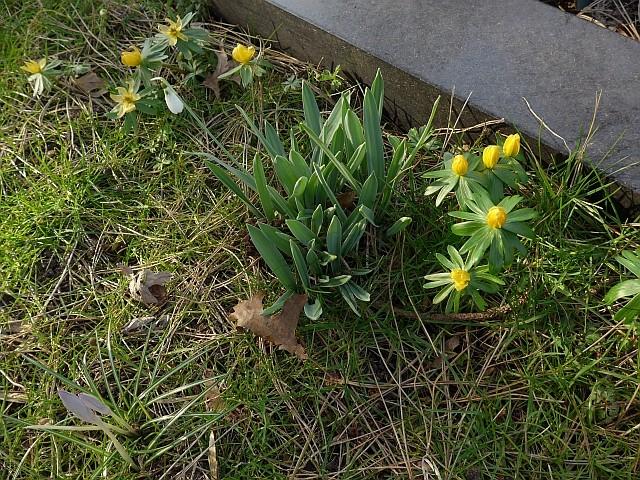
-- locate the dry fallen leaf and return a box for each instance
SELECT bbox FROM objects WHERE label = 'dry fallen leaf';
[230,293,308,360]
[208,431,218,480]
[337,190,357,210]
[203,50,233,99]
[74,71,107,97]
[127,269,172,305]
[122,314,170,333]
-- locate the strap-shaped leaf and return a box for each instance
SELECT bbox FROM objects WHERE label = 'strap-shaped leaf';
[313,164,347,223]
[363,87,384,181]
[290,240,310,290]
[267,185,295,218]
[311,204,324,235]
[286,219,317,246]
[253,154,275,221]
[289,150,312,178]
[248,224,297,290]
[273,155,298,194]
[202,154,256,190]
[326,216,342,264]
[258,223,294,256]
[347,143,367,176]
[300,123,361,192]
[338,283,360,316]
[302,81,322,136]
[358,173,378,210]
[342,219,367,254]
[370,69,384,117]
[386,217,412,237]
[264,121,286,158]
[207,163,262,218]
[304,298,323,320]
[344,109,365,149]
[306,248,321,275]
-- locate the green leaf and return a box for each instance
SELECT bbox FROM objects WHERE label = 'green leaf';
[289,150,312,177]
[264,121,286,158]
[292,176,308,199]
[253,154,275,221]
[433,284,455,304]
[386,217,412,237]
[614,293,640,323]
[451,221,485,236]
[267,186,295,218]
[248,225,296,290]
[302,81,322,136]
[316,275,352,287]
[346,281,370,302]
[290,240,310,290]
[363,87,384,181]
[313,164,347,223]
[258,223,294,255]
[311,204,324,234]
[503,221,534,238]
[273,155,298,194]
[262,290,294,316]
[304,299,323,320]
[338,284,360,316]
[286,219,317,246]
[299,123,361,191]
[207,163,262,217]
[358,173,378,209]
[617,252,640,278]
[344,109,365,148]
[347,143,367,175]
[342,219,367,254]
[370,69,384,117]
[604,279,640,303]
[326,215,342,262]
[306,248,321,275]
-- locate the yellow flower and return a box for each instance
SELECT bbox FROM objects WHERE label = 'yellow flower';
[451,154,468,176]
[232,44,256,64]
[482,145,501,169]
[121,47,142,67]
[486,206,507,229]
[158,16,188,46]
[503,133,520,157]
[450,269,470,291]
[21,58,46,74]
[110,83,141,118]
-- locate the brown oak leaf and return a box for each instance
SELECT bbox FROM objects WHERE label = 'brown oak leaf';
[337,190,357,210]
[230,293,308,360]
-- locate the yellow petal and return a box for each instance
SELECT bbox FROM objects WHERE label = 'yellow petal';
[451,154,468,176]
[502,133,520,158]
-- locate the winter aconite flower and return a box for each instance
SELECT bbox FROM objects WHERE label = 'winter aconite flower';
[450,268,470,291]
[158,16,188,46]
[21,58,46,74]
[424,152,482,207]
[110,81,141,118]
[424,245,504,312]
[232,44,256,64]
[121,47,142,67]
[486,206,507,229]
[451,154,468,176]
[450,190,537,271]
[482,145,500,169]
[20,57,61,97]
[503,133,520,157]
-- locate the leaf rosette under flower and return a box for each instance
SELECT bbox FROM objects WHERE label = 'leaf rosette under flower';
[449,190,537,271]
[423,152,484,208]
[424,245,504,313]
[155,12,209,59]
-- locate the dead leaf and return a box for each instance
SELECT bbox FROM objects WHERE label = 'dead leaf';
[127,269,172,305]
[208,431,218,480]
[337,190,357,210]
[445,334,461,352]
[0,319,30,336]
[202,50,232,99]
[74,71,107,97]
[122,314,170,333]
[230,293,308,360]
[1,390,28,404]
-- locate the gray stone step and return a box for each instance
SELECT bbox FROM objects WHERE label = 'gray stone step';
[212,0,640,199]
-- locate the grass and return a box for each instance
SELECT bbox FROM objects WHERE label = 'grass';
[2,0,640,479]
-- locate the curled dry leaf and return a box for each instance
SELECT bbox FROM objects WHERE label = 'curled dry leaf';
[230,293,308,360]
[337,190,357,210]
[127,269,171,305]
[203,50,234,99]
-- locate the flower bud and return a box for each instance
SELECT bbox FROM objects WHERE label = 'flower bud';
[482,145,500,169]
[232,44,256,64]
[451,154,468,176]
[486,206,507,229]
[502,133,520,158]
[164,85,184,114]
[121,47,142,67]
